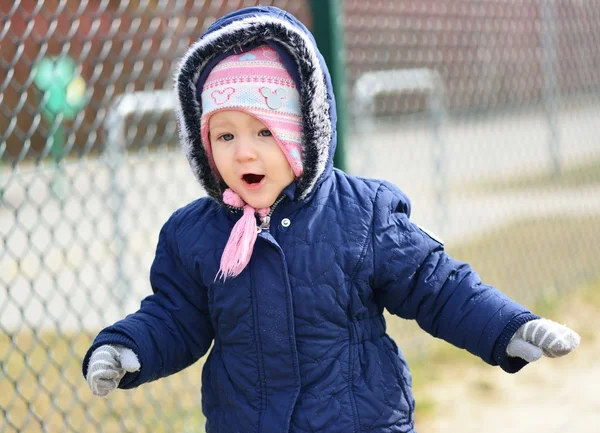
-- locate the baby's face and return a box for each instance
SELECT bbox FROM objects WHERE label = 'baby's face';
[210,110,295,209]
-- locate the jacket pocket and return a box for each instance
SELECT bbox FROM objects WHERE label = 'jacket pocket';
[352,341,414,431]
[383,344,415,415]
[201,351,220,433]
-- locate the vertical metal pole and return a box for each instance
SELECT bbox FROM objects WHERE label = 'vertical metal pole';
[102,90,175,311]
[48,114,67,199]
[0,145,4,202]
[430,83,447,233]
[353,70,447,231]
[309,0,347,171]
[353,70,447,232]
[539,0,561,176]
[104,105,128,311]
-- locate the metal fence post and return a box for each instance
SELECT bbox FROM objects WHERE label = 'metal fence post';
[104,90,176,309]
[104,97,129,311]
[309,0,347,171]
[539,0,562,176]
[353,69,447,231]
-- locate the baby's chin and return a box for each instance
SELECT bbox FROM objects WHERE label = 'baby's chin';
[243,197,279,209]
[238,189,282,209]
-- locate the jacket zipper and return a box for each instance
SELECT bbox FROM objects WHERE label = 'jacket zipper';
[224,195,286,233]
[257,194,285,233]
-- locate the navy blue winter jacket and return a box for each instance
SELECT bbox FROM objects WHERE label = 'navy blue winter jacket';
[83,6,538,433]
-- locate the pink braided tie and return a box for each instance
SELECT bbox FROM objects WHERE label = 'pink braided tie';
[217,189,269,280]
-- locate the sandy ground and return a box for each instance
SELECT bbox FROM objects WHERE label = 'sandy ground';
[416,296,600,433]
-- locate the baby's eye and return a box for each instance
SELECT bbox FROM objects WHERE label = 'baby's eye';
[218,133,234,141]
[258,129,272,137]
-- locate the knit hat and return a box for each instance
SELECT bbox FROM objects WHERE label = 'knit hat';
[198,44,304,280]
[199,44,303,178]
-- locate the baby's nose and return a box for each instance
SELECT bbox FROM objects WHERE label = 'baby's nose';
[234,140,258,161]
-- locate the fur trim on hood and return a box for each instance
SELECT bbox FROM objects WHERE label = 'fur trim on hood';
[174,6,336,202]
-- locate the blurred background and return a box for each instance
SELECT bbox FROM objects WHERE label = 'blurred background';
[1,0,599,432]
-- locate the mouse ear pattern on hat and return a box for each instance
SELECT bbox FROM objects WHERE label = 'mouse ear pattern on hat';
[199,45,304,178]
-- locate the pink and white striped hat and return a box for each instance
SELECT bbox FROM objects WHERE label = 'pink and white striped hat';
[199,45,303,177]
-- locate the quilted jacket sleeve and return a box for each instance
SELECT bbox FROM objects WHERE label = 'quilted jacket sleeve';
[371,181,539,373]
[82,211,215,388]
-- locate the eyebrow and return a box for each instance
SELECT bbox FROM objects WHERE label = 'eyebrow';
[209,121,232,129]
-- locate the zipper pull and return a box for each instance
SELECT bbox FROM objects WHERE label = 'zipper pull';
[257,215,270,233]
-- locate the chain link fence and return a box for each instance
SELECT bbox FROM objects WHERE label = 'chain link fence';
[344,0,600,304]
[1,2,313,432]
[2,1,600,432]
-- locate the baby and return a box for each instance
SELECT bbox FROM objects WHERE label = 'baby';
[83,7,579,433]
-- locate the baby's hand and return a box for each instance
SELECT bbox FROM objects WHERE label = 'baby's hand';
[506,318,580,362]
[86,345,140,397]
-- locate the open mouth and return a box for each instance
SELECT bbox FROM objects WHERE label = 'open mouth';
[242,173,265,185]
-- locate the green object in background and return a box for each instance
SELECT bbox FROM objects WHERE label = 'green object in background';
[309,0,348,172]
[33,56,87,121]
[33,56,87,159]
[32,55,87,198]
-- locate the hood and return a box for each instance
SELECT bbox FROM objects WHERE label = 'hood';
[174,6,337,202]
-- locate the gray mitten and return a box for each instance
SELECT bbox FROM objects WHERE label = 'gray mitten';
[86,345,140,397]
[506,318,580,363]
